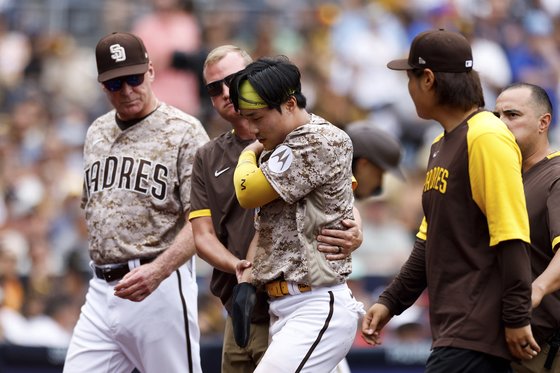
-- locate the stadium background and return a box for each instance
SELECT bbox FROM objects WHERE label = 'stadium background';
[0,0,558,371]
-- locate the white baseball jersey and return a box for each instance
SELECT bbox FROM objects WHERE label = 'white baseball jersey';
[64,103,208,373]
[81,103,208,264]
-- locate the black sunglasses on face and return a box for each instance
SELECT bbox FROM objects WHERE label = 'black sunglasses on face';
[206,73,236,97]
[102,74,145,92]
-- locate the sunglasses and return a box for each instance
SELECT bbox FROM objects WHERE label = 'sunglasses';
[102,74,145,92]
[206,73,236,97]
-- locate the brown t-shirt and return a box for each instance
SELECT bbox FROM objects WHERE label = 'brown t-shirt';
[189,130,269,323]
[380,111,531,360]
[524,152,560,344]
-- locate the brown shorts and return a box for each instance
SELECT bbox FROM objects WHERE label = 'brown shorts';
[221,316,269,373]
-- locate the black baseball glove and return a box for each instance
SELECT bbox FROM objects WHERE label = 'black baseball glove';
[231,282,257,348]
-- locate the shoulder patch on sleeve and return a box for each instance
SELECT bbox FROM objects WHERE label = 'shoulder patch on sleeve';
[268,145,293,173]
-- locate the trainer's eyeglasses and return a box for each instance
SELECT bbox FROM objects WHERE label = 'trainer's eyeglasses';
[206,73,236,97]
[102,74,145,92]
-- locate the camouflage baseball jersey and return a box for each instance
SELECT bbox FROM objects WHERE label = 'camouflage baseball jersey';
[416,110,530,360]
[523,151,560,344]
[252,114,354,287]
[82,103,209,264]
[189,130,269,322]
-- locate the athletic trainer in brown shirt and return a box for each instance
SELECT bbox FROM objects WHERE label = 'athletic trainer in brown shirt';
[495,83,560,373]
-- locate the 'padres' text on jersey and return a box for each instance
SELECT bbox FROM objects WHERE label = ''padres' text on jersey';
[82,103,209,264]
[84,156,168,200]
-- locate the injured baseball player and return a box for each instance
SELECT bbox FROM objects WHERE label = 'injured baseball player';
[230,55,365,373]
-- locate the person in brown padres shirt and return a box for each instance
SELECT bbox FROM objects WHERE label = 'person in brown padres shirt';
[495,83,560,373]
[361,29,539,373]
[189,46,363,373]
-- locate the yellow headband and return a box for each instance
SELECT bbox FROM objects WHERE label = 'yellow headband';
[238,80,268,109]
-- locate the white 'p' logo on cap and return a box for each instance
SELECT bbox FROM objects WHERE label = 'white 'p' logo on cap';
[110,44,126,62]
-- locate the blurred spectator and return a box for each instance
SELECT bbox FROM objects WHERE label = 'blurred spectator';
[132,0,204,117]
[329,1,407,136]
[0,244,24,312]
[1,291,79,348]
[24,294,80,348]
[466,26,512,108]
[381,303,432,366]
[0,1,556,370]
[0,13,31,99]
[385,304,430,344]
[351,198,414,278]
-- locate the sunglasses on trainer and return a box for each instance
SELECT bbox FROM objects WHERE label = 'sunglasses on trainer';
[102,74,145,92]
[206,73,236,97]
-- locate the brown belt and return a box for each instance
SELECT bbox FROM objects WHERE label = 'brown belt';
[265,280,311,298]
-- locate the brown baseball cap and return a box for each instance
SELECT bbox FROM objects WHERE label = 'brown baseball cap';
[346,122,405,180]
[387,29,473,73]
[95,32,149,82]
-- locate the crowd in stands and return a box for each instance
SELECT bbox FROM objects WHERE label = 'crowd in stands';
[0,0,559,359]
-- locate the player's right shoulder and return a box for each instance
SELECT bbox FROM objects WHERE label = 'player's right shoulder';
[93,110,116,126]
[86,111,115,136]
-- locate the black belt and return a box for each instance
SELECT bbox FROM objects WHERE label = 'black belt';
[93,257,155,282]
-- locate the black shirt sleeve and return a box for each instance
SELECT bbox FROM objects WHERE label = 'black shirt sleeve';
[496,239,532,328]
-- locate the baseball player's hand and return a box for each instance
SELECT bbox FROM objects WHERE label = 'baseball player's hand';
[317,219,363,260]
[114,263,164,302]
[505,325,540,360]
[244,140,264,156]
[235,259,252,283]
[361,303,391,346]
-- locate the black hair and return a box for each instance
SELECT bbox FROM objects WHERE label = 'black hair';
[502,82,553,116]
[411,68,485,110]
[229,55,307,113]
